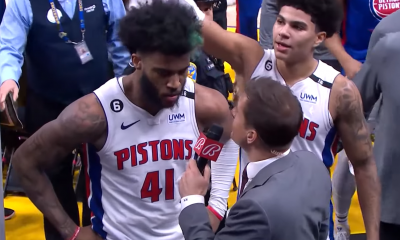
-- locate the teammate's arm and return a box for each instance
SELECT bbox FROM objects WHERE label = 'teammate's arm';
[12,94,107,240]
[324,0,362,79]
[201,17,264,81]
[331,76,380,240]
[183,0,265,82]
[195,84,239,232]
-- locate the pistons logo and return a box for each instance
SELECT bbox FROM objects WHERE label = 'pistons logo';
[369,0,400,20]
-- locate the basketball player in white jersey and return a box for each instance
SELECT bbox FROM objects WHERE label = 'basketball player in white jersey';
[12,2,238,240]
[180,0,380,239]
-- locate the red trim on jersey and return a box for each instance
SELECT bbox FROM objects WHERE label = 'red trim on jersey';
[235,0,240,33]
[207,205,223,221]
[331,134,339,157]
[82,143,94,218]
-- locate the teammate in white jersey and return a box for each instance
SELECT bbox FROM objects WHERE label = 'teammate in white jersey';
[12,2,238,240]
[180,0,381,239]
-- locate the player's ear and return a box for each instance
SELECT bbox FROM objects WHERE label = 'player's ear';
[132,53,142,70]
[314,31,326,48]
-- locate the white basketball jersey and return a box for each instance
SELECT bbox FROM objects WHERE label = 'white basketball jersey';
[238,49,340,193]
[86,78,199,240]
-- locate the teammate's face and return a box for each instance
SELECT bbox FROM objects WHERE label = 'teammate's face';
[139,52,189,108]
[231,92,257,149]
[272,6,326,63]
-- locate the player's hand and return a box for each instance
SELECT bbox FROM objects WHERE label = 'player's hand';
[0,79,19,111]
[342,57,362,80]
[179,159,210,198]
[76,226,103,240]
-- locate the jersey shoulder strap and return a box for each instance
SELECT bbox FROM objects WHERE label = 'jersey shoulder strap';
[182,77,195,100]
[310,61,340,89]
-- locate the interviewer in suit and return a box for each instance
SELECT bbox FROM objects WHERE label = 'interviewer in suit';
[178,78,332,240]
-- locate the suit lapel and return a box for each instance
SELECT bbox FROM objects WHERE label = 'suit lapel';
[240,152,297,198]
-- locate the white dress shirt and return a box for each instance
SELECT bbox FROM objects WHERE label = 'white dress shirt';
[243,149,290,190]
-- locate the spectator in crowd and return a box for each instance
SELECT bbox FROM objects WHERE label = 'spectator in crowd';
[0,0,130,239]
[235,0,261,40]
[212,0,227,30]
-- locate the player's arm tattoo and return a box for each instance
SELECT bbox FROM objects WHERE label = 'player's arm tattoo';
[12,94,106,239]
[334,79,380,238]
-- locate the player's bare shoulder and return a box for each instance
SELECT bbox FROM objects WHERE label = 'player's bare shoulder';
[194,83,233,141]
[13,93,107,169]
[58,93,107,148]
[329,74,363,122]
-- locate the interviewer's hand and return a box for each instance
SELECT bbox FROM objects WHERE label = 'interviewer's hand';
[0,79,19,111]
[179,159,210,198]
[76,226,103,240]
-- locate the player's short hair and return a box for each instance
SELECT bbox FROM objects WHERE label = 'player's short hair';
[119,0,203,56]
[276,0,342,37]
[243,79,303,149]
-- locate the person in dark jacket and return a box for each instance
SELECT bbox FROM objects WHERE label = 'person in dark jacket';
[190,0,233,101]
[212,0,227,30]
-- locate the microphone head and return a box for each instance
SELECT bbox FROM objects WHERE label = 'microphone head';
[204,124,223,141]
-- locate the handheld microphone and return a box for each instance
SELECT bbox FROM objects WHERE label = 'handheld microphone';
[194,124,224,175]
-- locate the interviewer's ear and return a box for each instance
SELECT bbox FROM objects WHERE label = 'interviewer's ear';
[246,130,257,145]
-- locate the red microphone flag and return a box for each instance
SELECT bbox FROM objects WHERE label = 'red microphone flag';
[193,132,224,162]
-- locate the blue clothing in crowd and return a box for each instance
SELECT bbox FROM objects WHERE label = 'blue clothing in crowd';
[0,0,130,85]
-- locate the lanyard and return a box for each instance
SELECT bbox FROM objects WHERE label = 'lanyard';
[49,0,85,44]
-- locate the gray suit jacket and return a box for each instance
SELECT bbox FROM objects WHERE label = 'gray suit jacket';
[353,26,400,224]
[179,151,332,240]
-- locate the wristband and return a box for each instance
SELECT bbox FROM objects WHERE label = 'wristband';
[68,226,80,240]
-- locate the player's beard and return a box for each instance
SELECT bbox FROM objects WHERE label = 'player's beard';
[140,72,183,110]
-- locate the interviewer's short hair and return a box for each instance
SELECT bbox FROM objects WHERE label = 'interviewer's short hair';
[244,78,303,149]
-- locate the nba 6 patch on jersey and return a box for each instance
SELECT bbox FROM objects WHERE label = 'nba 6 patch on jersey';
[188,62,197,82]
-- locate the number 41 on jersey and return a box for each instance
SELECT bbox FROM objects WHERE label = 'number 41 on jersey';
[141,169,175,202]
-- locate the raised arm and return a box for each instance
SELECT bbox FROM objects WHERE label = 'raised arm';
[331,76,380,240]
[195,84,239,231]
[181,0,264,80]
[12,93,107,240]
[201,18,264,80]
